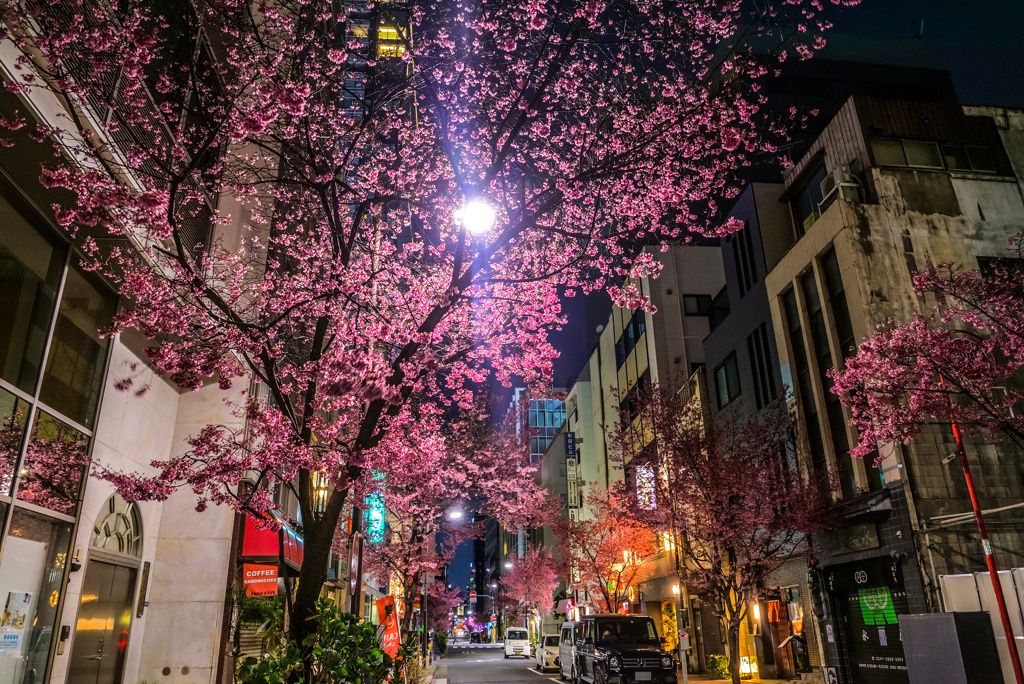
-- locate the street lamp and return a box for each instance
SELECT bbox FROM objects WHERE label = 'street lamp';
[458,197,497,235]
[447,509,463,520]
[504,561,513,569]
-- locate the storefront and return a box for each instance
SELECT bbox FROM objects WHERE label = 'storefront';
[0,171,117,684]
[824,556,909,684]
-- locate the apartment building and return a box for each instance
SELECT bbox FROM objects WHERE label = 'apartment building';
[763,92,1024,684]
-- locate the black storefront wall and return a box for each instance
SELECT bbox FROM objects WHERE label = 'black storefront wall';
[816,483,929,684]
[827,556,910,684]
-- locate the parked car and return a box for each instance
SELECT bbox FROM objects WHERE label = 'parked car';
[558,622,577,681]
[536,633,560,671]
[504,627,531,658]
[574,614,674,683]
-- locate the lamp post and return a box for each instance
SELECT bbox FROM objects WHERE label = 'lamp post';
[941,332,1024,684]
[457,197,497,235]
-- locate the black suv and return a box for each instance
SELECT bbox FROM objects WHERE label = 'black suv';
[574,614,674,684]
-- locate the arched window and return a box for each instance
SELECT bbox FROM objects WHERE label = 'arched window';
[90,494,142,557]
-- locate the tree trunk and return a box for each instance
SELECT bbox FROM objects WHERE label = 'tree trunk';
[289,510,342,647]
[727,624,741,684]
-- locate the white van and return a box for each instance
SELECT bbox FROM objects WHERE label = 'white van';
[558,621,577,680]
[536,633,560,671]
[504,627,530,658]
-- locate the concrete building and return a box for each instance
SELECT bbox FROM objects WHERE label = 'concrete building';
[547,243,725,671]
[0,68,243,684]
[763,92,1024,683]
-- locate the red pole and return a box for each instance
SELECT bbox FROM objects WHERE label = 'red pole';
[945,381,1024,684]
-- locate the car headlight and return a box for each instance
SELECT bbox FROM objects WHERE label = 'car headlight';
[608,656,621,671]
[661,655,673,669]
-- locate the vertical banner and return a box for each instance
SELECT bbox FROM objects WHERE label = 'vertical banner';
[377,595,402,659]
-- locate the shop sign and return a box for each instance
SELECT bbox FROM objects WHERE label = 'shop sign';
[366,492,386,543]
[829,523,880,556]
[565,432,576,456]
[0,592,30,652]
[376,595,402,658]
[243,563,279,597]
[567,457,580,508]
[825,557,903,593]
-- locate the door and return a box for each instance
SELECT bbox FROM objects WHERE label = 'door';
[67,560,136,684]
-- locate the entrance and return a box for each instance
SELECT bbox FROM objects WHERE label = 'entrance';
[67,560,136,684]
[68,495,143,684]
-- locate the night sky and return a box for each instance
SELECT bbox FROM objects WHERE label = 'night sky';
[450,0,1024,593]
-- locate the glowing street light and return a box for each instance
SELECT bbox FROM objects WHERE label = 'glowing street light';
[504,561,513,569]
[458,197,497,235]
[447,509,464,520]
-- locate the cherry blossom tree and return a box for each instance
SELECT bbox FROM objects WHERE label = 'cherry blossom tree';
[832,241,1024,460]
[426,584,463,634]
[611,389,832,684]
[500,544,560,617]
[0,0,847,647]
[556,488,659,613]
[364,408,556,631]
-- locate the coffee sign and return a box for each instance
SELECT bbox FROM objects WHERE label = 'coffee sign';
[243,563,279,597]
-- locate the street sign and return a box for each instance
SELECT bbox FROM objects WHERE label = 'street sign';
[567,456,580,508]
[470,591,477,600]
[823,667,838,684]
[565,432,576,455]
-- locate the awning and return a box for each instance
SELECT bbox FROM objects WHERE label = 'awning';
[241,515,304,572]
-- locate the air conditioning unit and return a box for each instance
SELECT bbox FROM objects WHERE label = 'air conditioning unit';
[819,173,838,201]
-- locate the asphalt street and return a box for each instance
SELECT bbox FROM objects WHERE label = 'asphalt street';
[437,639,563,684]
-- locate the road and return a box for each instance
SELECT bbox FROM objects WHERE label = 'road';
[436,639,563,684]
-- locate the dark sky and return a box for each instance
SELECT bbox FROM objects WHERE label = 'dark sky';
[547,0,1024,387]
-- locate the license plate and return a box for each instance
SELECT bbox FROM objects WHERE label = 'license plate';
[634,672,652,682]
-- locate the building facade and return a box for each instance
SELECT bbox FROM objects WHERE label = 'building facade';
[764,93,1024,684]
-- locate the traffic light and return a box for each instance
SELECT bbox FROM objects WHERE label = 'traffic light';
[807,566,827,620]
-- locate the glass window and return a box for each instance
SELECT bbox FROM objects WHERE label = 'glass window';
[0,189,67,395]
[39,261,116,429]
[943,144,971,171]
[683,294,712,316]
[903,141,943,168]
[791,164,828,234]
[0,505,73,684]
[714,353,741,409]
[870,139,907,167]
[15,410,88,516]
[0,387,30,497]
[966,146,996,173]
[594,618,659,644]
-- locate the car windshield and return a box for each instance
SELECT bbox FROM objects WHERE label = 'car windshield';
[594,619,659,644]
[508,630,528,640]
[545,636,560,647]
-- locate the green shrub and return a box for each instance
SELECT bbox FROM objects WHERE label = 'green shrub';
[706,654,730,680]
[234,599,412,684]
[436,631,448,654]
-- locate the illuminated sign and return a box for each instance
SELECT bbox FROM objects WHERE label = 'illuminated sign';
[366,492,386,543]
[636,466,656,510]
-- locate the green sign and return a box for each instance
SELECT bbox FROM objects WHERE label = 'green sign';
[366,492,386,543]
[857,587,898,626]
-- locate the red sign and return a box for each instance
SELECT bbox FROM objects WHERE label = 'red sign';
[376,596,402,659]
[242,563,278,597]
[469,591,477,600]
[241,517,304,569]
